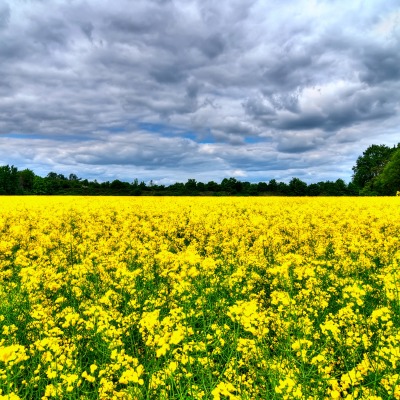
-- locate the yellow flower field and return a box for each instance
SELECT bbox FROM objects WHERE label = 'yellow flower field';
[0,196,399,399]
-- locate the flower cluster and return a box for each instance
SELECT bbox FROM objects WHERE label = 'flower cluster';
[0,196,399,399]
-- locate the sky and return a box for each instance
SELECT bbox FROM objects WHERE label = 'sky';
[0,0,399,184]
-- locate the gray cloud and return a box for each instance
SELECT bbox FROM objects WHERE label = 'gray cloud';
[0,0,399,183]
[0,4,10,30]
[360,45,400,84]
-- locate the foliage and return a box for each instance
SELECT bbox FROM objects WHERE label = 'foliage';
[0,165,19,195]
[17,169,35,193]
[0,164,358,197]
[373,148,400,195]
[352,144,398,191]
[1,197,400,399]
[288,178,307,196]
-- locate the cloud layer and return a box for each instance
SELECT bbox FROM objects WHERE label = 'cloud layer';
[1,0,399,183]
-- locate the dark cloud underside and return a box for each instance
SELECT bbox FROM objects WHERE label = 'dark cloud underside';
[0,0,399,183]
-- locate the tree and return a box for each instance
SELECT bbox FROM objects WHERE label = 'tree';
[33,175,50,194]
[257,182,268,194]
[268,179,278,193]
[47,172,67,181]
[206,181,219,192]
[307,183,321,196]
[45,172,64,193]
[185,179,197,194]
[352,144,397,189]
[110,179,130,191]
[0,165,19,194]
[132,179,139,188]
[288,177,308,196]
[221,177,242,194]
[18,168,35,192]
[374,148,400,195]
[242,181,258,195]
[277,181,289,195]
[197,182,206,192]
[346,182,359,196]
[169,182,185,194]
[69,173,80,181]
[334,179,348,196]
[47,172,59,180]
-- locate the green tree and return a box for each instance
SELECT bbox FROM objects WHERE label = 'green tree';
[110,179,124,189]
[257,182,268,194]
[0,165,19,194]
[169,182,185,194]
[197,182,206,192]
[69,173,80,181]
[352,144,397,189]
[184,179,198,194]
[206,181,219,192]
[33,175,50,194]
[307,183,321,196]
[333,179,347,196]
[45,172,64,193]
[374,148,400,195]
[268,179,278,193]
[221,177,242,194]
[288,177,308,196]
[18,169,35,192]
[277,181,289,195]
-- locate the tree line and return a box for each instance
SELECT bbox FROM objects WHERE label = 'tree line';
[1,143,399,196]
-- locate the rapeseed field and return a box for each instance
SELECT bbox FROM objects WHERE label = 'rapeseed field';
[0,196,399,399]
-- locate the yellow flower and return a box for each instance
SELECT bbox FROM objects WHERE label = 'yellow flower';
[0,345,28,365]
[0,394,21,400]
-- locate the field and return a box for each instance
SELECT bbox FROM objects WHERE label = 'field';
[0,197,399,400]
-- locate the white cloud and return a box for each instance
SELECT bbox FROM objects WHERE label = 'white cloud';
[0,0,399,183]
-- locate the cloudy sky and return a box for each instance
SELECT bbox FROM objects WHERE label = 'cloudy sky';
[1,0,399,184]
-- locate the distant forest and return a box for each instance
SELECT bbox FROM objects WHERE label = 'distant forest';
[1,143,399,196]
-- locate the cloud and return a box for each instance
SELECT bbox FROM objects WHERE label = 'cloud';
[0,4,10,30]
[245,80,399,133]
[0,0,399,183]
[359,44,400,84]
